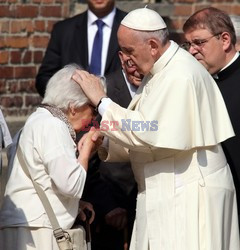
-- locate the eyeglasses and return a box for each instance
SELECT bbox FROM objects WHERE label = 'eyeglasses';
[181,33,221,51]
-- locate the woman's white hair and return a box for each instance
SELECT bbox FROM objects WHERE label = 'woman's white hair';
[42,64,89,111]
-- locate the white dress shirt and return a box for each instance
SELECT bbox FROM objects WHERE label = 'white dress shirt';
[122,70,138,98]
[213,52,239,79]
[88,8,116,76]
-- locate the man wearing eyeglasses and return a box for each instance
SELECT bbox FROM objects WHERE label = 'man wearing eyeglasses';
[183,7,240,226]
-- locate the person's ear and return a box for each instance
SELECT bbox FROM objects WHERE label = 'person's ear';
[118,51,125,68]
[221,32,232,51]
[69,104,76,116]
[148,39,159,56]
[118,51,123,61]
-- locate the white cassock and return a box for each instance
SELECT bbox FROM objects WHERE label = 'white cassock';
[99,41,240,250]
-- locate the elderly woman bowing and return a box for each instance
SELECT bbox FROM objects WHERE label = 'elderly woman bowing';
[0,64,103,250]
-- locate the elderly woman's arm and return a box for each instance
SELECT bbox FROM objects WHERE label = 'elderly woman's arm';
[41,124,100,198]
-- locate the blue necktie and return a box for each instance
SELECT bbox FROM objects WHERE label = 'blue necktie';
[89,19,104,75]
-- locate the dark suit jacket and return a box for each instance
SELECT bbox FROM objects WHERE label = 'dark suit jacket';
[35,9,127,97]
[215,53,240,216]
[106,68,132,108]
[101,69,136,195]
[83,68,136,215]
[82,69,137,250]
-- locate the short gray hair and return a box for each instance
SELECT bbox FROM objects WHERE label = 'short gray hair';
[42,64,89,111]
[136,28,169,46]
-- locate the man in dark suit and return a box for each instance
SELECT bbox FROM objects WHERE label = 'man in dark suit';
[183,7,240,225]
[107,51,143,106]
[35,0,127,97]
[82,53,142,250]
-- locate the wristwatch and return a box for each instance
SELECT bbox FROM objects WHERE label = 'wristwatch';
[96,96,107,113]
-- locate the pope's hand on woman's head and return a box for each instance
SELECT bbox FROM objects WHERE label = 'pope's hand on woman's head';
[72,70,106,106]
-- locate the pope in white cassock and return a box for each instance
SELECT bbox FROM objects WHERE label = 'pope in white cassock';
[73,7,240,250]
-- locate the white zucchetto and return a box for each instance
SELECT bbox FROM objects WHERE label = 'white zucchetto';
[121,7,167,31]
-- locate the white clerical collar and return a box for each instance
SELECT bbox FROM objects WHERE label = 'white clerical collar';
[213,52,239,79]
[150,41,179,75]
[88,7,116,28]
[221,52,239,71]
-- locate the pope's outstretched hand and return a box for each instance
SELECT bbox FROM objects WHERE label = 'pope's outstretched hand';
[72,70,106,106]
